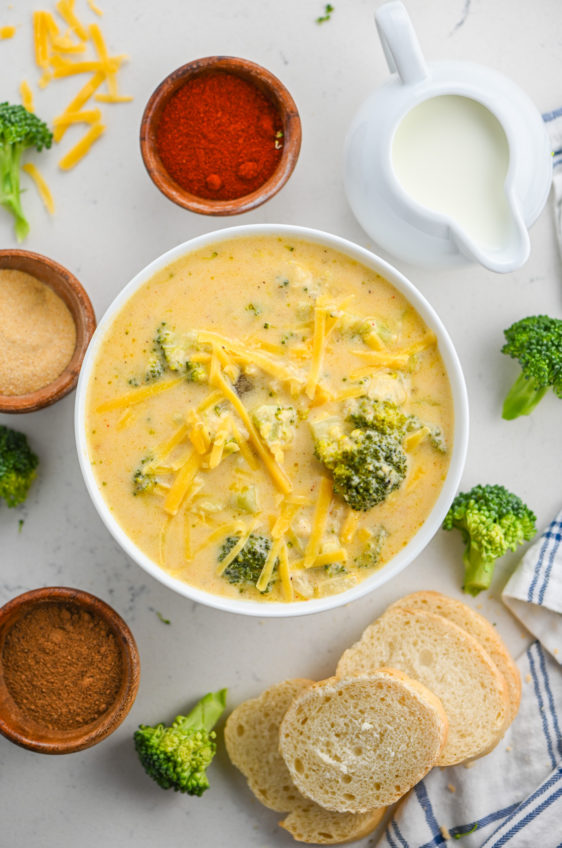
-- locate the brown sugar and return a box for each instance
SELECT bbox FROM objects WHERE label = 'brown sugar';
[2,602,123,730]
[0,268,76,395]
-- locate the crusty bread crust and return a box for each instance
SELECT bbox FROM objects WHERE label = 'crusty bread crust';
[279,671,448,813]
[336,608,510,766]
[279,802,386,844]
[225,678,314,812]
[387,590,521,724]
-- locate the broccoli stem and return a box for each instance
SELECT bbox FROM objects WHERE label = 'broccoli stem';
[462,544,495,596]
[178,688,227,733]
[502,372,548,421]
[0,143,29,242]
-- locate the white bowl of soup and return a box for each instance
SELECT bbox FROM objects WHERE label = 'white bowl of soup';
[75,225,468,617]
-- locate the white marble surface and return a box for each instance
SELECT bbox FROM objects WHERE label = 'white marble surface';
[1,1,561,845]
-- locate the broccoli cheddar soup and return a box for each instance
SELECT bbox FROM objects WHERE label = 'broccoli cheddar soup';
[86,236,454,603]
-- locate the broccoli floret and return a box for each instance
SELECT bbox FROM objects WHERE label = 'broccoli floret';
[151,323,207,382]
[354,526,388,568]
[132,455,156,495]
[443,484,536,596]
[501,315,562,420]
[252,404,296,462]
[134,689,227,795]
[347,397,410,434]
[218,533,277,591]
[0,102,53,241]
[144,353,165,383]
[315,426,407,511]
[0,425,39,507]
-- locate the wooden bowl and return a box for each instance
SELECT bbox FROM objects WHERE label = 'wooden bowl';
[0,250,96,413]
[140,55,302,215]
[0,587,140,754]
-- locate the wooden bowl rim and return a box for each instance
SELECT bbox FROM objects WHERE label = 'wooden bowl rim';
[140,55,302,216]
[0,249,96,414]
[0,586,140,754]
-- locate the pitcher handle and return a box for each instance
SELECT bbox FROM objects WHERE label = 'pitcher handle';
[375,1,429,85]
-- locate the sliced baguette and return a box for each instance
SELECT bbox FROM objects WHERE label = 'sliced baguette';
[225,678,314,812]
[225,678,387,844]
[387,591,521,724]
[279,670,448,813]
[280,801,386,845]
[336,607,510,766]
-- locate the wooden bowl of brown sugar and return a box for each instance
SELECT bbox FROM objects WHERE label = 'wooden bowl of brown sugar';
[0,587,140,754]
[0,250,96,414]
[140,55,302,215]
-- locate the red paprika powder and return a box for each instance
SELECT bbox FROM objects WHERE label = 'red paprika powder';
[155,70,284,201]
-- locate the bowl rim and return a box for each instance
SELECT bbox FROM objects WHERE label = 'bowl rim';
[75,224,469,618]
[0,249,96,413]
[139,55,302,216]
[0,586,140,753]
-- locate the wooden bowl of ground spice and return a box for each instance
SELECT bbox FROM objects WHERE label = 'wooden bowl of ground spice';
[140,56,302,215]
[0,587,140,754]
[0,250,96,414]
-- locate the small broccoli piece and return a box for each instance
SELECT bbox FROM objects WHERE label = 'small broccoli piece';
[154,323,207,381]
[0,102,53,241]
[501,315,562,420]
[324,562,348,576]
[443,484,536,596]
[132,455,156,495]
[144,353,165,383]
[354,526,388,568]
[0,425,39,507]
[252,404,296,462]
[346,397,410,435]
[134,689,227,795]
[218,533,277,591]
[314,426,407,511]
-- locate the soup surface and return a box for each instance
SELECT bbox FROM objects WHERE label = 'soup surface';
[86,236,454,603]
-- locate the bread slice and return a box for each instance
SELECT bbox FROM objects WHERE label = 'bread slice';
[336,607,510,766]
[387,591,521,724]
[225,678,387,844]
[278,670,448,813]
[279,801,386,845]
[225,678,314,812]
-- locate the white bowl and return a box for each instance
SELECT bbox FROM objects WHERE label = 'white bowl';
[75,224,469,617]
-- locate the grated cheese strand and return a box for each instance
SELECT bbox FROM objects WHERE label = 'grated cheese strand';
[164,452,202,516]
[33,11,49,69]
[216,517,261,575]
[56,0,89,41]
[303,477,332,568]
[19,80,34,113]
[58,121,106,170]
[96,376,184,413]
[256,536,284,592]
[340,508,360,544]
[210,366,292,494]
[22,163,55,214]
[306,304,327,399]
[0,25,16,39]
[53,71,105,141]
[87,0,104,15]
[278,541,293,601]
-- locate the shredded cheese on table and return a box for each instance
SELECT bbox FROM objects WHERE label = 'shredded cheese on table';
[19,80,35,112]
[22,163,55,214]
[58,120,106,169]
[0,25,16,39]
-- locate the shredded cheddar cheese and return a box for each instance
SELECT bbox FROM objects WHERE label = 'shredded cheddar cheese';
[58,121,106,169]
[95,377,183,413]
[0,25,16,39]
[256,536,283,592]
[22,163,55,214]
[303,477,332,568]
[19,80,35,112]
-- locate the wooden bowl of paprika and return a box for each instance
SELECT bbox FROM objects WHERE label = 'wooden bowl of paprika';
[0,586,140,754]
[140,56,302,215]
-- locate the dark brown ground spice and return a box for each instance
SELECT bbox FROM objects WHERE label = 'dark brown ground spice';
[2,603,123,730]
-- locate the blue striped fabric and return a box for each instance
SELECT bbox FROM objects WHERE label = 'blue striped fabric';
[376,642,562,848]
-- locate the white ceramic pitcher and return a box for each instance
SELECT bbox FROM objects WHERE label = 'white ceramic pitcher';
[344,1,552,273]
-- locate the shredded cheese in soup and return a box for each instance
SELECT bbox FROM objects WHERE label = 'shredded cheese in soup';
[86,236,454,603]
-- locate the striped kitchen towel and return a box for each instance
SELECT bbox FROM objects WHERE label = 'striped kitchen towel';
[375,510,562,848]
[503,508,562,664]
[543,107,562,257]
